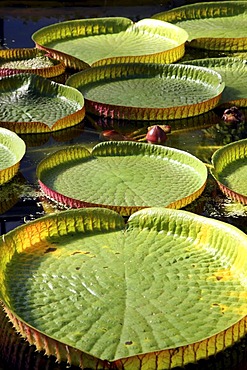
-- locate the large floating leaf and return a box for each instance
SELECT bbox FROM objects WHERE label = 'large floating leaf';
[66,63,224,120]
[0,48,65,78]
[0,127,26,185]
[211,138,247,204]
[152,1,247,51]
[0,73,85,134]
[32,17,188,69]
[37,141,207,215]
[1,207,247,368]
[182,57,247,107]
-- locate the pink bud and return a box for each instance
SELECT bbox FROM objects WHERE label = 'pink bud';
[146,125,167,144]
[222,106,244,124]
[162,125,172,133]
[100,130,126,141]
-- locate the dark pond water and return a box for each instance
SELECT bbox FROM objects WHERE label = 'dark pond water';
[0,2,246,370]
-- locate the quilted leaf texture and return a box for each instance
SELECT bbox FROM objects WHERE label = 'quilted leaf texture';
[1,207,247,368]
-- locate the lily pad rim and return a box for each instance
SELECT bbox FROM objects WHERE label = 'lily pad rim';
[0,47,64,66]
[181,56,247,67]
[211,137,247,169]
[31,16,189,47]
[0,127,26,166]
[210,138,247,203]
[151,1,247,24]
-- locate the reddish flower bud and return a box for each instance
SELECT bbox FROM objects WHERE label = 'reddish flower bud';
[100,130,126,141]
[146,125,167,144]
[222,106,244,125]
[161,124,172,133]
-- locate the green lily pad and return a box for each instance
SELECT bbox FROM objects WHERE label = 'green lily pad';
[37,141,207,215]
[32,17,188,69]
[182,57,247,107]
[0,48,65,78]
[0,127,26,185]
[1,207,247,368]
[0,73,85,134]
[211,138,247,204]
[66,63,224,120]
[152,1,247,51]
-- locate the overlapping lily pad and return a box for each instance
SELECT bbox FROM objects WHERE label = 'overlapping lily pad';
[182,57,247,107]
[32,17,188,69]
[0,73,85,133]
[0,48,65,78]
[37,141,207,215]
[211,138,247,204]
[0,128,26,185]
[1,207,247,368]
[66,62,224,120]
[152,1,247,51]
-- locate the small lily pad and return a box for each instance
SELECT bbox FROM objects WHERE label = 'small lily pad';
[32,17,188,68]
[0,73,85,133]
[211,138,247,204]
[152,1,247,51]
[66,62,224,120]
[37,140,207,215]
[0,48,65,78]
[0,127,26,185]
[1,207,247,368]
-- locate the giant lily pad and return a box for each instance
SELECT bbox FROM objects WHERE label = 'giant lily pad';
[0,127,26,185]
[32,17,188,69]
[182,57,247,107]
[152,1,247,51]
[211,138,247,204]
[37,141,207,215]
[0,73,85,134]
[66,62,224,120]
[0,48,65,78]
[1,207,247,368]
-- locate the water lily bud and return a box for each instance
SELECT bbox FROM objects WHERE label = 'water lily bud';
[100,130,126,141]
[222,106,244,125]
[160,124,172,133]
[146,125,167,144]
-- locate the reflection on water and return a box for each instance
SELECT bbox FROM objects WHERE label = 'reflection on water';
[0,2,173,48]
[0,2,247,370]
